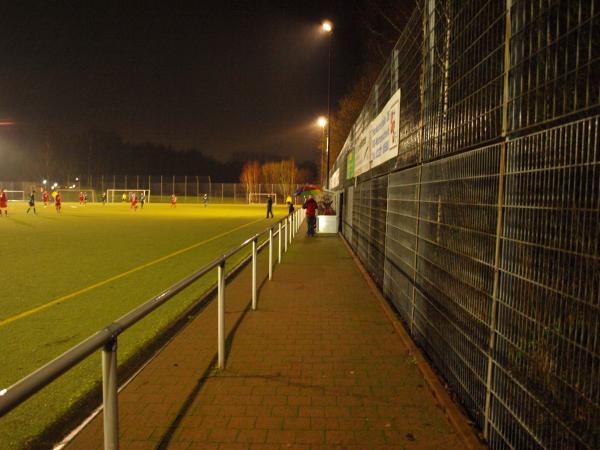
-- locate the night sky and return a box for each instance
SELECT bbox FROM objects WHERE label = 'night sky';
[0,1,365,163]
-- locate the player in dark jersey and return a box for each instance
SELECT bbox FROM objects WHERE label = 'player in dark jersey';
[26,190,37,215]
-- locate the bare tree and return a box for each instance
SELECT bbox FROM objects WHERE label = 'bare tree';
[240,161,261,197]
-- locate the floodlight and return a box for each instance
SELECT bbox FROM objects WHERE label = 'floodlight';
[42,179,47,185]
[317,116,327,128]
[322,20,333,32]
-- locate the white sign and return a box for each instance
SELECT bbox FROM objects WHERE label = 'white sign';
[354,126,370,176]
[329,168,340,189]
[370,89,400,168]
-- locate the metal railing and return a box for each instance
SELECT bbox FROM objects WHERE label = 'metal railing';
[0,208,305,449]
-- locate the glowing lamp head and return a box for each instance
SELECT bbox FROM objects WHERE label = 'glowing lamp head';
[322,20,333,32]
[317,117,327,128]
[42,179,47,185]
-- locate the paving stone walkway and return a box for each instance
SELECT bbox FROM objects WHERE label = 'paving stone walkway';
[67,226,479,449]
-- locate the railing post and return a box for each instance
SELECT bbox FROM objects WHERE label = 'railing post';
[217,261,225,369]
[252,238,257,310]
[289,216,293,245]
[269,229,273,281]
[278,222,282,263]
[102,339,119,450]
[284,220,288,253]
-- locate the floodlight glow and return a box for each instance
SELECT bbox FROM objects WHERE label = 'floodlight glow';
[322,20,333,32]
[75,177,79,181]
[42,179,47,185]
[317,116,327,128]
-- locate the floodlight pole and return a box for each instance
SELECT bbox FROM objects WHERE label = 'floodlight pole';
[326,30,332,190]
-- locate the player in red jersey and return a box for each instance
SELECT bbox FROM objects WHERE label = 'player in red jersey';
[42,190,49,207]
[55,192,62,213]
[79,192,84,205]
[0,189,7,216]
[170,194,177,208]
[131,192,138,211]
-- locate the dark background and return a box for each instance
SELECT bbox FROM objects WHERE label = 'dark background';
[0,0,370,180]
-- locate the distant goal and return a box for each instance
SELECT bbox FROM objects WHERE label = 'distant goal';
[106,189,151,203]
[248,193,277,204]
[4,190,25,202]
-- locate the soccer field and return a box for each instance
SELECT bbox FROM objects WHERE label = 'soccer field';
[0,202,285,448]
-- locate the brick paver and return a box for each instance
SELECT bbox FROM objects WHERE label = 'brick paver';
[68,226,477,449]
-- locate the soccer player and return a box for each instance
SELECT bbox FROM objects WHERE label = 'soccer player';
[0,189,7,216]
[83,192,88,205]
[171,194,177,208]
[55,192,62,213]
[26,190,37,215]
[79,192,84,205]
[42,189,49,207]
[101,192,107,205]
[203,193,208,207]
[121,192,127,202]
[140,192,145,209]
[266,195,273,218]
[131,192,138,211]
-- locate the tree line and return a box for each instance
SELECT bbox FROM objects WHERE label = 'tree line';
[239,160,310,198]
[1,128,316,183]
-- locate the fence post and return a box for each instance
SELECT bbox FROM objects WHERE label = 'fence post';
[278,222,282,263]
[217,261,225,369]
[483,0,511,439]
[172,175,175,196]
[184,176,187,200]
[289,216,293,245]
[284,220,288,253]
[234,183,236,203]
[252,238,257,310]
[160,175,163,202]
[221,183,224,203]
[196,176,199,203]
[269,229,273,281]
[102,338,119,450]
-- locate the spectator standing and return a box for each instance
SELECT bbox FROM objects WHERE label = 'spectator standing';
[302,195,318,237]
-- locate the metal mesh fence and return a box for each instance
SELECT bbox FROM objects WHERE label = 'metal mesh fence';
[1,176,302,205]
[338,0,600,448]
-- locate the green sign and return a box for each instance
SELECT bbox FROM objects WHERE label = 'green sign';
[346,148,355,179]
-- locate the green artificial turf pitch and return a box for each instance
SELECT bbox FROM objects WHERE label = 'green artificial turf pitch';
[0,201,285,448]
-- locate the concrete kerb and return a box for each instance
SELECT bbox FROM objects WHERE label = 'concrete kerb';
[340,233,487,450]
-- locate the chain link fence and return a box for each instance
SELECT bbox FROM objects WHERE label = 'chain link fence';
[334,0,599,448]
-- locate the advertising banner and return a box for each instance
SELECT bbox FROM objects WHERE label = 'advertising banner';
[370,89,401,168]
[354,126,370,176]
[329,168,340,189]
[346,148,354,179]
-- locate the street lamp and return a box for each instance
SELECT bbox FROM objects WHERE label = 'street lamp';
[321,20,333,189]
[317,116,328,183]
